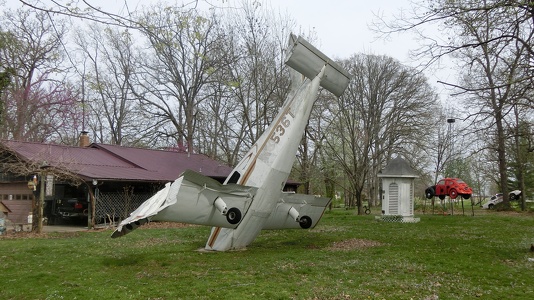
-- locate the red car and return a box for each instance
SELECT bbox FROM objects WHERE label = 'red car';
[425,178,473,200]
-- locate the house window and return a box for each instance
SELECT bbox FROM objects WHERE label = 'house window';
[1,194,32,200]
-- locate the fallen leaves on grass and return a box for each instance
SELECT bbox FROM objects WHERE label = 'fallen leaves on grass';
[141,221,195,229]
[0,231,81,240]
[0,231,49,239]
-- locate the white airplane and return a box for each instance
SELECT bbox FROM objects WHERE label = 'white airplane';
[111,34,350,251]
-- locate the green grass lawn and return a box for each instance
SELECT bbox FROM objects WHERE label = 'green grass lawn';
[1,209,533,300]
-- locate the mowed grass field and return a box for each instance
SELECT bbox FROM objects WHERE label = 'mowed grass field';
[1,209,533,300]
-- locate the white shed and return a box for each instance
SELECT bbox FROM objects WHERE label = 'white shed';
[376,157,420,223]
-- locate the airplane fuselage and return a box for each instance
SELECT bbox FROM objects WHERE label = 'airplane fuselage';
[205,68,325,251]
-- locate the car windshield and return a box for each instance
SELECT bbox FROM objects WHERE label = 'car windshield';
[456,179,465,183]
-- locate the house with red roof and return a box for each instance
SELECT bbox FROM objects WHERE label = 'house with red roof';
[0,135,235,230]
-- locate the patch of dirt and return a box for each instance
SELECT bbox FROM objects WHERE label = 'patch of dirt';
[328,238,384,251]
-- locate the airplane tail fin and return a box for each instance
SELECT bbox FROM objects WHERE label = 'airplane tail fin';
[285,34,350,97]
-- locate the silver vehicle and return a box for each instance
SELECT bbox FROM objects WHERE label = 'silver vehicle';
[482,190,521,209]
[482,193,503,209]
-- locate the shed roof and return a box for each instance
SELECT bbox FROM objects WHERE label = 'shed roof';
[378,157,419,178]
[1,140,232,182]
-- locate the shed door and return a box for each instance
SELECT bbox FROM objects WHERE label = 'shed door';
[398,181,414,216]
[388,183,399,214]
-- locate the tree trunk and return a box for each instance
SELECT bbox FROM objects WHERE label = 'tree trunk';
[495,114,510,206]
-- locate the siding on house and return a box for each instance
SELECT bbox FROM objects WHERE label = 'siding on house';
[1,200,32,224]
[0,182,33,200]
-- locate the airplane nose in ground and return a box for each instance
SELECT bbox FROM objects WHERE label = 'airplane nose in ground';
[111,218,149,238]
[111,228,127,238]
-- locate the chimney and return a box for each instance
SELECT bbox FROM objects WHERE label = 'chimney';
[79,131,90,147]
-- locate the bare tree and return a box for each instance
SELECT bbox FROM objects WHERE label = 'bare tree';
[196,1,294,165]
[0,8,82,143]
[456,10,529,206]
[324,54,438,214]
[293,92,342,197]
[508,109,534,209]
[126,6,231,153]
[73,24,158,147]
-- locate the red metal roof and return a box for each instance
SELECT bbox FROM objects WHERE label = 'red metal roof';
[1,140,232,182]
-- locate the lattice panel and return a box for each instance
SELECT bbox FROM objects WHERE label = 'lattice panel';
[375,215,420,223]
[95,192,151,223]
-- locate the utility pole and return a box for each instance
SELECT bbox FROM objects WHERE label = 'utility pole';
[446,118,455,165]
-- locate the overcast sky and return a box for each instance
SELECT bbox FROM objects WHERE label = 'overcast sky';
[189,0,453,97]
[74,0,420,62]
[266,0,414,60]
[261,0,455,101]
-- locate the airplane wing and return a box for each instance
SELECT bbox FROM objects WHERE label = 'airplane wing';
[112,170,257,238]
[262,193,331,230]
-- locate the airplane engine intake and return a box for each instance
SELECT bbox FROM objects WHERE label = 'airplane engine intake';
[226,207,242,224]
[298,216,312,229]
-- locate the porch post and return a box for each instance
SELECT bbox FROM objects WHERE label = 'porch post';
[37,170,45,233]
